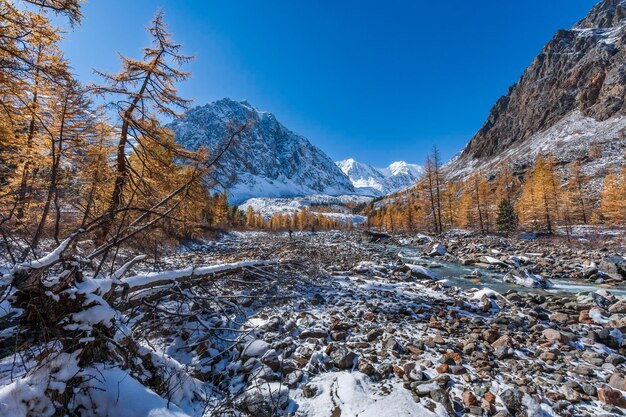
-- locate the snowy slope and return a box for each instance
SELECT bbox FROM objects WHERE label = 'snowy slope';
[171,99,355,203]
[336,158,423,196]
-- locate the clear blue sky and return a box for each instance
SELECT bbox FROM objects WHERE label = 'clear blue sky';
[62,0,598,167]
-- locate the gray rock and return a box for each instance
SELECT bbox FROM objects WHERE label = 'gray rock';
[501,388,526,416]
[330,346,357,369]
[600,256,626,280]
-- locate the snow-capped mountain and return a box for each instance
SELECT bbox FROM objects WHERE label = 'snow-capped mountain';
[446,0,626,182]
[336,158,423,196]
[170,99,355,203]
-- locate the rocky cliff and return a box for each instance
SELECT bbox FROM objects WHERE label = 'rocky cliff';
[447,0,626,180]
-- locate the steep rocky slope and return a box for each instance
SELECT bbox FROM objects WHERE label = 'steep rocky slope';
[171,99,355,203]
[447,0,626,180]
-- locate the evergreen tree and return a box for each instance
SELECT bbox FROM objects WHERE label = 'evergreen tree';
[496,199,517,234]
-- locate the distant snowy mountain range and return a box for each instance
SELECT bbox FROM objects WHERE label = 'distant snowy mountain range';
[336,158,422,196]
[171,98,421,202]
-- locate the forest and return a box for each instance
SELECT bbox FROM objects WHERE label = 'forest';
[366,146,626,236]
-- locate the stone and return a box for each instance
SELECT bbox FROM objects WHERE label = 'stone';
[302,383,318,398]
[609,373,626,391]
[463,390,478,408]
[549,312,569,323]
[494,346,514,360]
[330,331,346,341]
[412,381,440,397]
[600,256,626,280]
[578,310,593,324]
[299,329,327,339]
[542,328,564,342]
[383,336,402,352]
[357,359,375,375]
[501,388,526,416]
[330,346,357,369]
[598,387,626,408]
[428,243,447,257]
[606,354,626,366]
[559,385,581,403]
[363,312,376,321]
[539,351,559,361]
[242,340,270,361]
[491,335,512,349]
[482,328,500,344]
[285,371,303,388]
[366,328,383,341]
[609,299,626,314]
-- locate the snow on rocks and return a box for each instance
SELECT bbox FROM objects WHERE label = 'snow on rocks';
[405,264,439,280]
[502,268,552,288]
[427,243,447,257]
[3,230,626,417]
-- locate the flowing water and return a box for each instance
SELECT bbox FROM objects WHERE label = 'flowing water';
[376,243,626,297]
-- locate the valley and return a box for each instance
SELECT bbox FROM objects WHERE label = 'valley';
[1,1,625,416]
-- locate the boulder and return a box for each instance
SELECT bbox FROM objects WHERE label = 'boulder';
[428,243,447,257]
[598,387,626,408]
[600,256,626,280]
[330,345,357,369]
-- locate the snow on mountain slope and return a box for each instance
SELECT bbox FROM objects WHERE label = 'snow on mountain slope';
[336,158,423,196]
[336,159,386,193]
[446,0,626,181]
[170,99,355,203]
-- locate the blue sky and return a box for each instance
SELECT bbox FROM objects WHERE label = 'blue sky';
[62,0,598,167]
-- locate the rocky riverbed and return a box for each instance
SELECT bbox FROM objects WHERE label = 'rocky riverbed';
[140,229,626,417]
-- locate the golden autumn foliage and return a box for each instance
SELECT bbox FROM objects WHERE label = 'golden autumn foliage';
[370,151,623,235]
[600,167,626,225]
[0,1,249,261]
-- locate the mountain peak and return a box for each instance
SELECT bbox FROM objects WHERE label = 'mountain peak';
[447,0,626,179]
[576,0,626,29]
[336,158,423,196]
[171,99,354,202]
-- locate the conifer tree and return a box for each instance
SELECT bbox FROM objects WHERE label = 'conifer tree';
[567,160,588,224]
[600,168,626,225]
[496,199,517,234]
[92,10,194,243]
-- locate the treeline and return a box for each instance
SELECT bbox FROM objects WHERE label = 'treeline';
[244,206,354,231]
[0,1,248,262]
[367,146,626,235]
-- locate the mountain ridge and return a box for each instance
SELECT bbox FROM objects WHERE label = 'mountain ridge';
[170,98,355,203]
[446,0,626,180]
[336,158,423,196]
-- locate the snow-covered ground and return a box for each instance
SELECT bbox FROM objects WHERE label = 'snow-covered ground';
[2,231,626,417]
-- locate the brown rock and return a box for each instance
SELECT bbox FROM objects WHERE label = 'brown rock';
[406,345,422,356]
[609,373,626,391]
[491,335,512,349]
[539,351,559,361]
[542,328,563,342]
[357,359,375,375]
[598,387,626,408]
[482,328,500,344]
[578,310,593,324]
[463,390,479,407]
[392,364,405,378]
[549,312,569,323]
[363,312,376,321]
[436,363,449,374]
